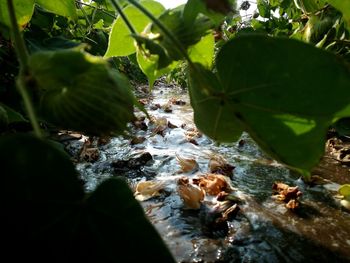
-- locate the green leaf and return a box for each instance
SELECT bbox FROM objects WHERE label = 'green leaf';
[35,0,77,19]
[28,49,136,135]
[1,135,175,262]
[188,64,243,142]
[0,0,35,28]
[0,105,9,129]
[328,0,350,30]
[257,0,270,18]
[339,184,350,198]
[188,35,350,172]
[188,32,215,68]
[297,0,325,13]
[136,46,178,87]
[86,178,176,262]
[151,9,213,62]
[0,134,84,203]
[104,0,165,57]
[214,35,350,171]
[0,103,27,123]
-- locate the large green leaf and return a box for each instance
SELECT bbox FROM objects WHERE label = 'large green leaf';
[28,49,135,135]
[104,0,165,57]
[35,0,77,18]
[190,35,350,172]
[86,178,176,262]
[188,64,243,142]
[328,0,350,30]
[188,32,215,68]
[0,0,35,28]
[0,135,175,262]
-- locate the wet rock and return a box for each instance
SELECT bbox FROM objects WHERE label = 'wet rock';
[150,103,161,110]
[112,152,153,172]
[169,98,186,106]
[199,202,240,238]
[130,136,146,145]
[208,155,235,176]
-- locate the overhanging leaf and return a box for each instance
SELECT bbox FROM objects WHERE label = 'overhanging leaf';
[104,0,165,57]
[188,32,215,68]
[28,49,136,135]
[327,0,350,30]
[189,35,350,172]
[86,178,176,262]
[215,35,350,171]
[0,0,35,29]
[35,0,77,19]
[188,64,243,142]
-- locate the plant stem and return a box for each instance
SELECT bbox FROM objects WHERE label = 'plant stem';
[110,0,137,35]
[7,0,43,138]
[17,78,43,137]
[6,0,28,72]
[126,0,194,66]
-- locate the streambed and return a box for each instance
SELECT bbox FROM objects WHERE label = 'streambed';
[72,81,350,262]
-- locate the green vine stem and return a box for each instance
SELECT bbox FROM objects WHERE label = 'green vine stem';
[110,0,137,35]
[7,0,43,138]
[126,0,194,66]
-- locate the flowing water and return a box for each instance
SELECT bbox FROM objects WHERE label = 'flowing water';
[74,81,350,263]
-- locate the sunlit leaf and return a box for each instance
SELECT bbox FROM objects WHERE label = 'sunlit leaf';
[215,35,350,171]
[104,0,165,57]
[188,32,215,68]
[29,49,136,135]
[188,64,243,142]
[339,184,350,198]
[190,35,350,172]
[35,0,77,19]
[327,0,350,30]
[0,0,35,28]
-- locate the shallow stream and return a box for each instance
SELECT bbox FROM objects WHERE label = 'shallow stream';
[74,81,350,262]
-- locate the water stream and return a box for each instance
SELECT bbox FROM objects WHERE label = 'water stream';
[74,81,350,262]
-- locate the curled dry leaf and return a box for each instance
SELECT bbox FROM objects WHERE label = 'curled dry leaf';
[135,180,165,201]
[272,182,302,210]
[175,153,199,173]
[193,174,232,196]
[150,116,168,136]
[177,177,205,209]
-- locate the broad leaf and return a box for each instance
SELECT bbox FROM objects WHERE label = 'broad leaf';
[328,0,350,30]
[29,49,136,135]
[35,0,77,19]
[0,0,35,28]
[136,46,178,87]
[0,105,8,129]
[216,35,350,171]
[104,0,165,57]
[86,178,176,262]
[0,103,27,123]
[151,9,213,62]
[257,0,270,18]
[0,135,175,262]
[188,32,215,68]
[339,184,350,198]
[188,64,243,142]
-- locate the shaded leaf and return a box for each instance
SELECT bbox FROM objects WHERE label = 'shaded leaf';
[0,0,35,28]
[87,178,176,262]
[0,103,27,123]
[104,0,165,57]
[35,0,77,19]
[151,9,213,62]
[257,0,270,18]
[29,49,135,135]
